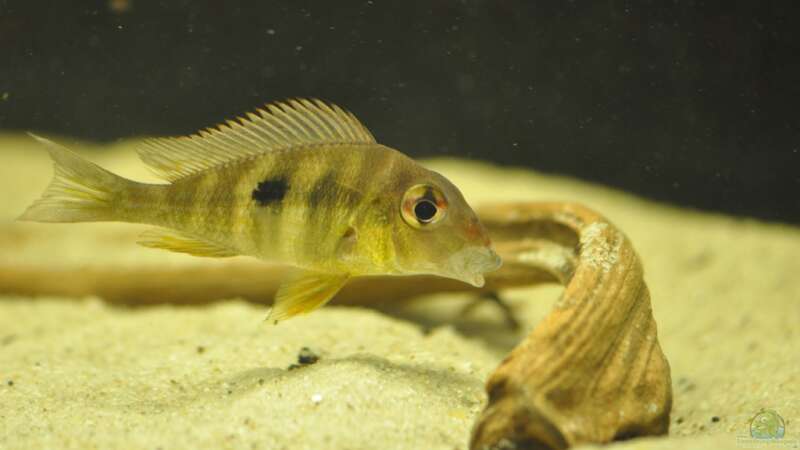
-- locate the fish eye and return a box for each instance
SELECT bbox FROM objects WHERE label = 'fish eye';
[401,184,447,229]
[414,200,437,223]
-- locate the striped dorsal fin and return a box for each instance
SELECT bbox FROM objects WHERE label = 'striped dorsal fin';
[137,99,376,182]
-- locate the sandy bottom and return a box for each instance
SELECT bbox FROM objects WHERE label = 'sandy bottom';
[1,135,798,449]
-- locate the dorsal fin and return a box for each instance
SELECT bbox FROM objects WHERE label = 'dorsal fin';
[137,99,377,182]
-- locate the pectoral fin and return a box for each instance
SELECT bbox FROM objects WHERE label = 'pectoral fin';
[266,270,350,324]
[138,229,238,258]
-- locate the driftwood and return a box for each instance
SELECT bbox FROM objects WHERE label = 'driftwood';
[470,202,671,449]
[0,201,671,448]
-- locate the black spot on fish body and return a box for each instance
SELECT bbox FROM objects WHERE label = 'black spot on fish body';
[252,178,288,206]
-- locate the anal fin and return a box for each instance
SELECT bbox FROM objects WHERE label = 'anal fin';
[138,229,238,258]
[267,270,349,324]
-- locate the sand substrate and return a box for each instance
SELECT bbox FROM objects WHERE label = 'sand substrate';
[0,136,797,449]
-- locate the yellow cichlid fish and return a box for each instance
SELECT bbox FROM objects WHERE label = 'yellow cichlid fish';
[19,99,501,322]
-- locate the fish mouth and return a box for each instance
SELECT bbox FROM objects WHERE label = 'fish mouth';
[448,246,502,288]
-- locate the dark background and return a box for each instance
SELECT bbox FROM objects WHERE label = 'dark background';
[1,0,798,223]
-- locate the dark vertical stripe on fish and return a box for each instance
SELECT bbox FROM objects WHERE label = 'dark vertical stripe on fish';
[269,152,301,255]
[300,148,363,261]
[302,166,339,261]
[308,170,338,210]
[226,158,258,253]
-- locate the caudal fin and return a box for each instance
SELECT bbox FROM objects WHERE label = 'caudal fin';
[18,134,125,223]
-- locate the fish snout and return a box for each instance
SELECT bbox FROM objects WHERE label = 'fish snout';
[449,245,503,287]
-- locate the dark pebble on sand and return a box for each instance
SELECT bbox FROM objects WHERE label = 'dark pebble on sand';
[297,347,319,365]
[288,347,320,370]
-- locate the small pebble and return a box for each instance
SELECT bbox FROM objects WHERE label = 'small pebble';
[711,416,720,423]
[196,346,206,354]
[7,380,13,386]
[311,393,323,404]
[297,347,319,365]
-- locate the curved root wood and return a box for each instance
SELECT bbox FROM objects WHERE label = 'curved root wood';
[0,229,560,306]
[470,202,672,449]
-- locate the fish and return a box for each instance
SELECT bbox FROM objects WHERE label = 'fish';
[19,99,502,322]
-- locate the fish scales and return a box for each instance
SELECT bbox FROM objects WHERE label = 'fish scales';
[19,99,501,322]
[300,146,371,268]
[124,145,389,267]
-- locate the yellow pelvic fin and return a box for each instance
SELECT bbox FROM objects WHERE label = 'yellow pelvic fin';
[137,229,238,258]
[266,270,350,324]
[137,98,376,182]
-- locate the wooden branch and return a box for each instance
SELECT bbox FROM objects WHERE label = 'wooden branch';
[0,223,559,306]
